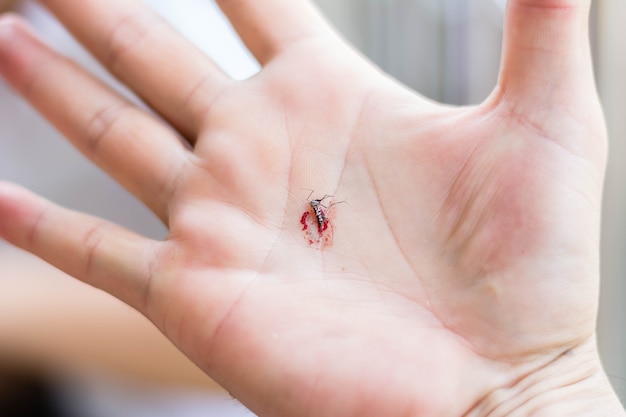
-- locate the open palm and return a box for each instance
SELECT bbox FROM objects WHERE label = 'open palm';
[0,0,610,416]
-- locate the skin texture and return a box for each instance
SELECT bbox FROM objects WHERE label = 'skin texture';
[0,0,623,416]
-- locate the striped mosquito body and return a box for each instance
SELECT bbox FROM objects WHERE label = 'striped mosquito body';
[305,191,343,233]
[301,189,346,248]
[309,196,331,231]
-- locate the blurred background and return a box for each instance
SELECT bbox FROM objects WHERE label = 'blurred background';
[0,0,624,415]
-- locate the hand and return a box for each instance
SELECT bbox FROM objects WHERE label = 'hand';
[0,1,621,416]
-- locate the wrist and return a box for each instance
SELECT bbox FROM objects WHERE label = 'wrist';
[470,339,625,417]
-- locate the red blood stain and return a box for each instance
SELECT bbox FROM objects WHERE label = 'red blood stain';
[300,212,309,231]
[301,205,335,250]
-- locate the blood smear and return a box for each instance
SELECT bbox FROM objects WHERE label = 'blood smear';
[300,207,335,250]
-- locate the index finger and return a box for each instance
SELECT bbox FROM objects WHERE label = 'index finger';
[216,0,334,64]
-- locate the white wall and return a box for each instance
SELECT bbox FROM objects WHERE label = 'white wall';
[597,0,626,400]
[316,0,503,105]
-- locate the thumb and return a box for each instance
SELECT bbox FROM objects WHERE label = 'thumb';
[497,0,596,111]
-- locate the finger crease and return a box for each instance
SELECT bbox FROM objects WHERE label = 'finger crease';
[105,11,164,73]
[84,103,129,156]
[27,206,50,249]
[81,222,110,283]
[158,159,188,224]
[185,80,231,128]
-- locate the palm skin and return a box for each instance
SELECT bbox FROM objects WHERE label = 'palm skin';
[0,0,613,416]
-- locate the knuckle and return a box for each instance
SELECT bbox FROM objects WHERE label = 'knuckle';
[104,12,162,71]
[81,222,110,280]
[84,104,127,155]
